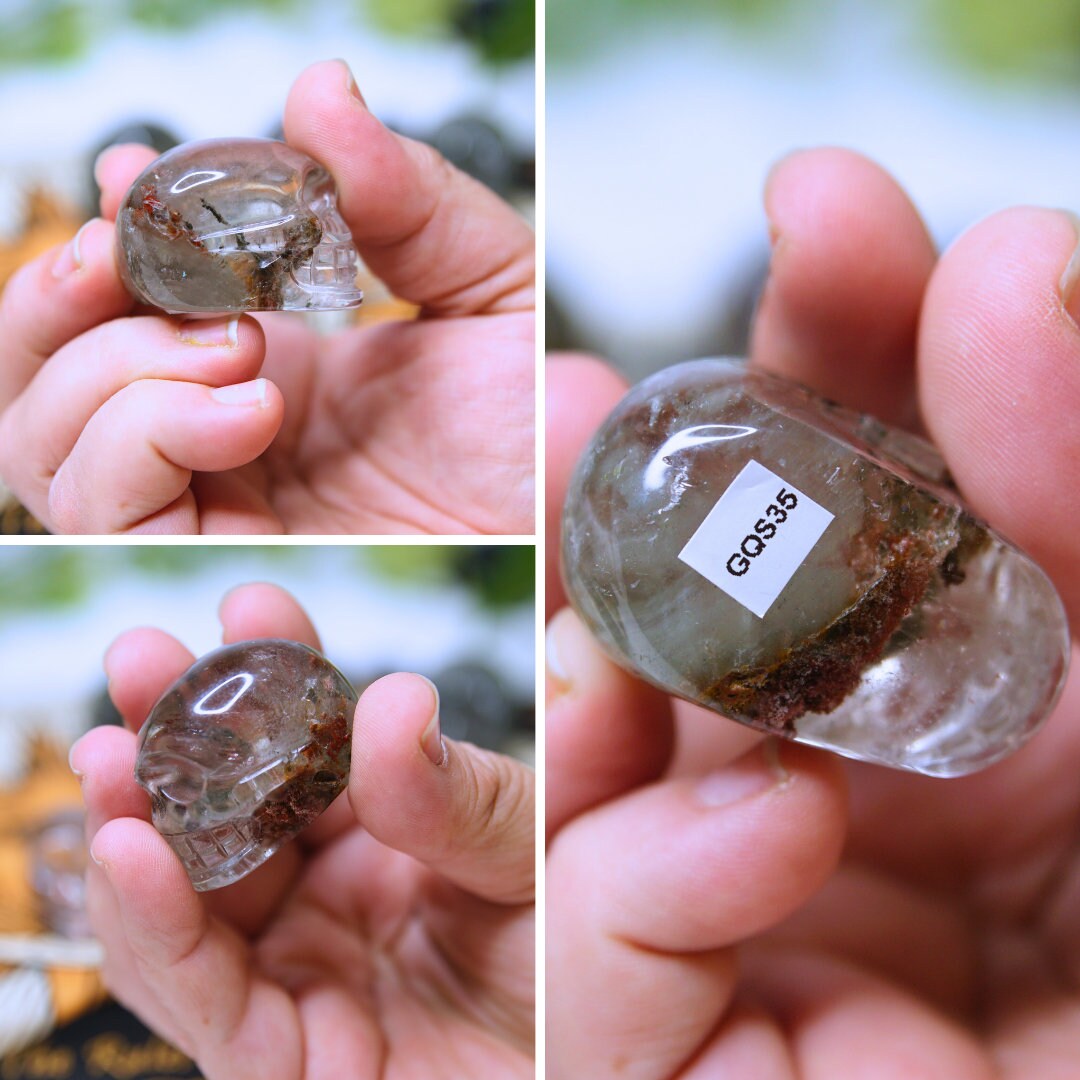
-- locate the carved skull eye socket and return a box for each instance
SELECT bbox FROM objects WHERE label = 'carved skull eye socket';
[157,770,206,806]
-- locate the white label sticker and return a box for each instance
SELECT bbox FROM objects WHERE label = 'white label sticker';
[677,459,834,618]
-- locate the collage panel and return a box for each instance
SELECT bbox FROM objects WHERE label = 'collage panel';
[0,3,535,538]
[546,3,1080,1079]
[0,544,535,1077]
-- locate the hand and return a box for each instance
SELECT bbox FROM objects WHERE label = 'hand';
[70,583,534,1080]
[546,148,1080,1078]
[0,60,534,534]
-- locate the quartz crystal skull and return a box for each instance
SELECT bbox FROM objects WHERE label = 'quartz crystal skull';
[116,138,364,313]
[134,639,357,891]
[562,359,1070,778]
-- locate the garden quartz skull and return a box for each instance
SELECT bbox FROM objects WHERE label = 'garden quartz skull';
[134,639,357,891]
[116,138,364,313]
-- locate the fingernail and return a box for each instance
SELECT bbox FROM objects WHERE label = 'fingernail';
[178,316,239,347]
[1059,212,1080,327]
[339,59,367,107]
[545,608,586,695]
[88,841,107,870]
[763,150,811,251]
[93,145,129,188]
[51,220,93,278]
[210,378,268,407]
[695,737,790,807]
[92,149,112,189]
[68,739,85,779]
[418,675,447,767]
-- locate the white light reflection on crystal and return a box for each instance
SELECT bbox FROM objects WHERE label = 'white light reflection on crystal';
[643,424,757,491]
[171,169,226,193]
[194,673,254,716]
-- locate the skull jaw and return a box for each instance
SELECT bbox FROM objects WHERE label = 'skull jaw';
[118,222,365,314]
[287,238,364,310]
[161,818,279,892]
[151,761,348,891]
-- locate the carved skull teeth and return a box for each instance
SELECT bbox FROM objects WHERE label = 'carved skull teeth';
[292,240,360,292]
[167,820,259,876]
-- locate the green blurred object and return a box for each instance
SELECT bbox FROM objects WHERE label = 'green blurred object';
[0,550,88,617]
[453,546,534,608]
[127,546,299,574]
[547,0,792,65]
[453,0,535,64]
[363,546,460,583]
[931,0,1080,80]
[364,0,458,36]
[0,546,533,624]
[364,546,534,607]
[129,0,297,30]
[0,0,532,71]
[0,1,85,66]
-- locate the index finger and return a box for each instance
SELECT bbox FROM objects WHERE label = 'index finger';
[545,353,628,610]
[105,583,322,731]
[283,59,534,317]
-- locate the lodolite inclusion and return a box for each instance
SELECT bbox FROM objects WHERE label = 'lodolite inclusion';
[134,639,357,890]
[116,138,364,314]
[561,358,1070,777]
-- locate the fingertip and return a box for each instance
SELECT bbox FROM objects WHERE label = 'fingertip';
[90,817,207,975]
[919,204,1080,615]
[554,738,848,953]
[48,375,285,533]
[283,59,386,182]
[104,627,194,730]
[90,816,175,883]
[73,725,148,837]
[285,57,531,313]
[753,146,934,426]
[545,606,674,837]
[217,583,321,648]
[545,353,628,613]
[545,606,622,701]
[353,671,439,772]
[96,143,160,220]
[69,724,138,786]
[352,671,534,903]
[297,57,363,108]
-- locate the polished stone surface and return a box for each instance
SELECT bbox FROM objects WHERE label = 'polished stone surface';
[562,358,1070,777]
[116,138,364,313]
[134,639,356,890]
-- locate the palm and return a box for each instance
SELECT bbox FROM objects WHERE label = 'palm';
[196,310,533,534]
[745,649,1080,1074]
[215,825,533,1078]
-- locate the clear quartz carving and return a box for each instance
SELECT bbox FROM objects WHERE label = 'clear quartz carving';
[561,359,1070,777]
[134,639,357,891]
[116,138,364,313]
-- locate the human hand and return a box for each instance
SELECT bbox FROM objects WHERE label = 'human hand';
[546,148,1080,1077]
[70,583,534,1079]
[0,60,534,534]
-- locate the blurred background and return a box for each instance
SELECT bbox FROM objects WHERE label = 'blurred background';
[547,0,1080,378]
[0,0,534,533]
[0,543,534,1076]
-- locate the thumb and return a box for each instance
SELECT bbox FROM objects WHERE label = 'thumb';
[349,672,534,905]
[283,59,534,317]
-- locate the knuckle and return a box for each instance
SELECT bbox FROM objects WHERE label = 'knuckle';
[456,748,532,850]
[46,468,82,533]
